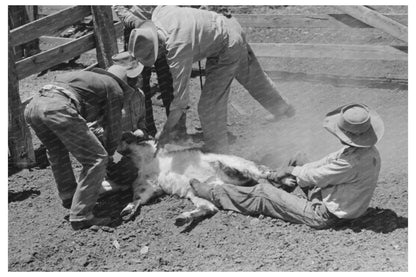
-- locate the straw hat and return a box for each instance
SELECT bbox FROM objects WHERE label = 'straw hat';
[92,65,134,94]
[111,51,143,78]
[323,103,384,148]
[128,20,159,67]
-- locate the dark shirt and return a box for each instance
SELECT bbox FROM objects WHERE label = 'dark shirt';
[55,71,124,155]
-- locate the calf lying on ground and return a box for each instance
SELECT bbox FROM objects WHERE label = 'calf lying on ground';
[114,130,293,226]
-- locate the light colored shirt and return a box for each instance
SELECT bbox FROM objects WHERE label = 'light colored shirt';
[152,5,230,111]
[292,146,381,219]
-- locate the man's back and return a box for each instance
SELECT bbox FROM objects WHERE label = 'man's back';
[152,5,228,61]
[294,146,381,219]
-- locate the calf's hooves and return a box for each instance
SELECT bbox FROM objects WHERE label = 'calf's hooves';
[175,215,193,227]
[120,206,140,222]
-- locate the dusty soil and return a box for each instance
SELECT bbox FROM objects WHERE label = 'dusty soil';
[8,6,408,271]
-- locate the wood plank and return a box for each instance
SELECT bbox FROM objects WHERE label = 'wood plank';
[8,32,36,169]
[10,6,91,47]
[16,20,123,80]
[37,5,71,17]
[40,36,74,45]
[234,14,346,28]
[39,20,123,46]
[15,33,96,80]
[338,6,407,42]
[233,13,407,28]
[91,6,118,69]
[265,70,407,90]
[249,43,408,61]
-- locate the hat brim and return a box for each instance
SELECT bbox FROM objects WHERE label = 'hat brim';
[323,104,385,147]
[91,68,135,95]
[129,21,159,67]
[126,62,144,79]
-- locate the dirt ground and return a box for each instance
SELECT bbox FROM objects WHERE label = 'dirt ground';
[8,6,408,271]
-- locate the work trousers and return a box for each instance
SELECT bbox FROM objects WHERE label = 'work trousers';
[141,54,188,137]
[209,183,340,229]
[198,17,290,153]
[24,86,108,222]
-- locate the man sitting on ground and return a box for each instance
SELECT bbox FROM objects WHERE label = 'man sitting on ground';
[191,103,384,229]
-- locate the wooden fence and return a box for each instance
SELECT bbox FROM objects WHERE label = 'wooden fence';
[8,5,408,169]
[8,6,124,169]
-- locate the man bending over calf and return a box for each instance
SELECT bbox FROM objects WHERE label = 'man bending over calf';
[191,103,384,229]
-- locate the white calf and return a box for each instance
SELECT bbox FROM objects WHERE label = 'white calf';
[116,130,290,226]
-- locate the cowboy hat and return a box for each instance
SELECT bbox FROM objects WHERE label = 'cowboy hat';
[91,65,134,95]
[128,20,159,67]
[112,51,144,78]
[323,103,384,148]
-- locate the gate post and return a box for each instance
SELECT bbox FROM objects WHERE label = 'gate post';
[8,30,36,169]
[91,6,118,69]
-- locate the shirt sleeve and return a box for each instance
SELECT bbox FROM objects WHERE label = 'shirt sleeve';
[113,5,148,30]
[165,46,193,111]
[103,84,124,156]
[300,151,336,170]
[292,157,355,188]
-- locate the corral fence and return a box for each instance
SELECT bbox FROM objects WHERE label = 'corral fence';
[8,5,408,169]
[8,6,125,169]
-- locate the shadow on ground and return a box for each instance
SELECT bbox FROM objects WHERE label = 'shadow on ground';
[333,207,408,234]
[8,189,41,203]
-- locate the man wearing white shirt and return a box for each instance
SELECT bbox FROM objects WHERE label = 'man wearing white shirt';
[191,103,384,229]
[128,5,294,153]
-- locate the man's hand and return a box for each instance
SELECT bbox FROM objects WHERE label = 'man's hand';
[155,129,171,149]
[156,109,185,148]
[267,166,294,182]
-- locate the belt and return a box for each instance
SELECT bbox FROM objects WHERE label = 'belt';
[41,83,83,114]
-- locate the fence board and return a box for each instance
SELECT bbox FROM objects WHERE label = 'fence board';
[15,21,124,80]
[10,6,91,47]
[338,6,408,42]
[265,70,407,90]
[249,43,407,61]
[233,13,407,28]
[15,33,95,80]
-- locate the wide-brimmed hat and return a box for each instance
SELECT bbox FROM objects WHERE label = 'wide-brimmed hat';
[128,20,159,67]
[112,51,143,78]
[323,103,384,148]
[91,65,134,95]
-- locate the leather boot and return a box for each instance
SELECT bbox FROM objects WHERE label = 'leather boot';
[189,178,215,201]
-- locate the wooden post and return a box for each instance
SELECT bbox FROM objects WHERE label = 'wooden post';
[339,6,408,42]
[8,31,36,169]
[91,6,118,69]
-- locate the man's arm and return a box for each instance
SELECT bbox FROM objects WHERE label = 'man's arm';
[292,158,354,188]
[157,48,193,145]
[113,5,150,29]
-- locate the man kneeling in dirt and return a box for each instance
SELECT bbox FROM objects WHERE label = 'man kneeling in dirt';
[24,53,143,230]
[191,103,384,229]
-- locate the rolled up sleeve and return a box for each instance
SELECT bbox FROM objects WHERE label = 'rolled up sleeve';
[292,158,354,188]
[166,46,194,112]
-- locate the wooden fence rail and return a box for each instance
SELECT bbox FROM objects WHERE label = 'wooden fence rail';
[338,6,408,42]
[10,6,91,47]
[250,43,407,61]
[233,13,407,29]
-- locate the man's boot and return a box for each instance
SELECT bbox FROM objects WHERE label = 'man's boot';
[189,178,215,201]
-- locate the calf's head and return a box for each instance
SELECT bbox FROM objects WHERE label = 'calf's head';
[117,129,156,159]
